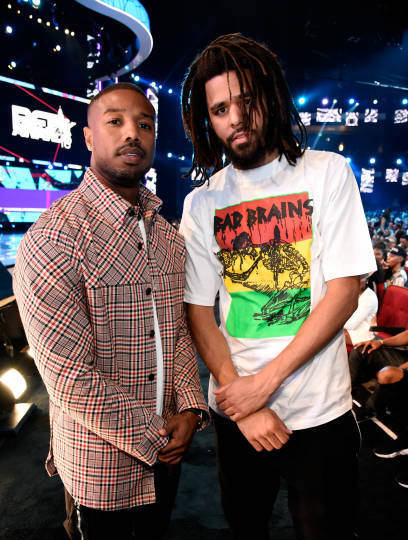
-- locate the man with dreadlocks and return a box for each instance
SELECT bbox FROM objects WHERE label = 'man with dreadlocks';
[179,34,376,539]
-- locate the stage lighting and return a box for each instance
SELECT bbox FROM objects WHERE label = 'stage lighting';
[55,44,61,51]
[167,152,172,158]
[396,158,403,165]
[298,96,306,105]
[46,21,51,27]
[346,157,352,163]
[10,60,16,68]
[402,98,408,105]
[373,99,378,104]
[348,98,355,105]
[0,369,26,400]
[369,157,376,164]
[180,156,185,161]
[333,99,338,104]
[33,0,41,6]
[5,26,13,34]
[71,31,75,37]
[134,75,140,81]
[338,143,344,152]
[37,18,42,24]
[321,98,329,105]
[64,29,69,35]
[168,89,173,94]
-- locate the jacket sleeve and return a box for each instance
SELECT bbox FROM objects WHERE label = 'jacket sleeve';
[172,303,209,429]
[13,230,168,466]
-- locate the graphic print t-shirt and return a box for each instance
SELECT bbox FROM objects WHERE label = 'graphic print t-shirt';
[180,151,377,429]
[214,192,313,340]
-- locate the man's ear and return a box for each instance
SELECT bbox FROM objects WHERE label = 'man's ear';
[83,126,93,152]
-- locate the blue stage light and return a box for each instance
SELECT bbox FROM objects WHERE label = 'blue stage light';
[402,98,408,105]
[5,26,13,34]
[373,99,378,104]
[369,157,376,164]
[346,157,352,163]
[321,98,329,106]
[348,98,355,105]
[297,96,306,105]
[167,152,172,158]
[168,89,173,94]
[396,158,403,165]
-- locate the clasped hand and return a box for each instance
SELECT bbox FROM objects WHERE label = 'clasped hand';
[214,374,270,420]
[157,412,199,465]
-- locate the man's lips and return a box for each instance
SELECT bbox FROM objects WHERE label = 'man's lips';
[228,131,250,144]
[117,145,146,159]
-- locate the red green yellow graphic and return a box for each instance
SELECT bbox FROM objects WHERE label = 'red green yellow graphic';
[214,192,313,338]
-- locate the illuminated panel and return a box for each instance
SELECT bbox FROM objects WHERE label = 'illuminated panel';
[364,109,378,123]
[345,112,359,126]
[394,109,408,124]
[299,112,311,126]
[385,168,399,182]
[316,108,342,123]
[402,172,408,186]
[360,168,375,193]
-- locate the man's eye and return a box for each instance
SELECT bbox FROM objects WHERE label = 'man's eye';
[108,119,120,125]
[139,122,153,130]
[244,97,251,106]
[215,107,227,116]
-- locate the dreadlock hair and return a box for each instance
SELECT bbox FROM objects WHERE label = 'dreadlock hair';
[181,33,307,185]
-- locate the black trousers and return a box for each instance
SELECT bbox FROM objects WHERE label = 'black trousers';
[211,409,360,540]
[63,462,180,540]
[348,346,408,389]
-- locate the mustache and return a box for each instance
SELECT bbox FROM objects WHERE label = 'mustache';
[227,129,251,145]
[117,142,146,157]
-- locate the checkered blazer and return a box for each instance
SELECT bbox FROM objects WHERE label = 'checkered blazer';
[13,169,208,510]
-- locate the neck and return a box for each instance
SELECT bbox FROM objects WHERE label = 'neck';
[91,167,140,205]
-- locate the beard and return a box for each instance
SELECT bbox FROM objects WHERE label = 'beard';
[96,162,148,188]
[224,131,268,170]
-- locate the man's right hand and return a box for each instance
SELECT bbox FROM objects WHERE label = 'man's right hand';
[236,407,292,452]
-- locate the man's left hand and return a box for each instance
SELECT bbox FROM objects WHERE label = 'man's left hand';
[214,374,271,420]
[158,412,199,465]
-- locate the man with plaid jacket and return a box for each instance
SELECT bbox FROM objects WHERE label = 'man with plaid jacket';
[13,82,208,539]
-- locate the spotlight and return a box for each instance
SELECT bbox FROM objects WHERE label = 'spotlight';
[33,0,41,5]
[373,99,378,104]
[402,98,408,105]
[71,31,75,37]
[321,98,329,106]
[134,75,140,81]
[33,41,37,47]
[333,99,338,104]
[338,143,344,152]
[29,14,33,19]
[167,152,173,158]
[168,89,173,94]
[64,29,69,35]
[37,18,42,24]
[298,96,306,105]
[396,158,403,165]
[369,157,376,164]
[5,26,13,34]
[0,369,26,400]
[55,44,61,51]
[346,157,352,163]
[10,60,16,68]
[180,156,185,161]
[348,98,355,105]
[46,21,51,27]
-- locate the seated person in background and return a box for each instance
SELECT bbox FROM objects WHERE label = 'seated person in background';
[344,277,378,346]
[383,246,407,287]
[368,244,385,293]
[399,233,408,249]
[349,330,408,414]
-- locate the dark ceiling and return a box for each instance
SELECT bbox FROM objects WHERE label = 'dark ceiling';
[2,0,407,95]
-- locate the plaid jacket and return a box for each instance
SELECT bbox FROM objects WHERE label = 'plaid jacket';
[13,169,208,510]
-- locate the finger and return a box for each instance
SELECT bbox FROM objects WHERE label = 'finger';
[159,439,183,455]
[213,385,228,395]
[259,437,274,451]
[159,447,185,460]
[158,428,168,437]
[249,438,264,452]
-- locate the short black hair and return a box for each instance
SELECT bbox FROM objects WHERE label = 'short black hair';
[87,82,152,123]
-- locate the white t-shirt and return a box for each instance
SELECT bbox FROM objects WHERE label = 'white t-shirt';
[180,150,377,430]
[344,287,378,344]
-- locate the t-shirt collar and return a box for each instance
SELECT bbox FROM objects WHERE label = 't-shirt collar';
[231,153,289,183]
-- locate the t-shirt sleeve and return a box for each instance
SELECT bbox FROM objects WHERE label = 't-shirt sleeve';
[320,156,377,281]
[179,191,222,306]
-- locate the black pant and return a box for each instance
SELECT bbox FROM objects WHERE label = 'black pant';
[63,462,180,540]
[211,410,360,540]
[348,346,408,389]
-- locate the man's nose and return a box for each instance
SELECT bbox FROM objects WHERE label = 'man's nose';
[123,122,141,141]
[230,103,243,127]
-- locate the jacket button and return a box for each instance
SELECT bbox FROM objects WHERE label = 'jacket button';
[148,373,155,381]
[146,287,152,295]
[149,329,155,338]
[138,242,143,250]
